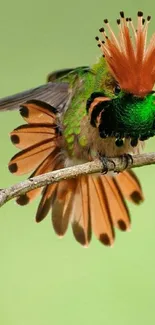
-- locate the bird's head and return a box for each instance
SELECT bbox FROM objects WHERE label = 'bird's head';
[88,11,155,147]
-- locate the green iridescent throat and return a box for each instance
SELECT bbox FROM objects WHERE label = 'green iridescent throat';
[98,93,155,142]
[113,93,155,138]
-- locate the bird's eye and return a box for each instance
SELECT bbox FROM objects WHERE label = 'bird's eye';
[114,84,121,95]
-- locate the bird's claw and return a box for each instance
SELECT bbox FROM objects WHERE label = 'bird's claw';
[99,153,133,175]
[99,155,116,174]
[121,153,133,170]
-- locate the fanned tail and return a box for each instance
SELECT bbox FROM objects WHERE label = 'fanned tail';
[8,100,65,205]
[69,171,143,246]
[8,100,144,246]
[34,171,144,246]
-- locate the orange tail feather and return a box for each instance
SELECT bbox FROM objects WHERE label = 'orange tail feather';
[8,100,144,246]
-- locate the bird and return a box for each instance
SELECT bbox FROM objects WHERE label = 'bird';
[0,11,154,246]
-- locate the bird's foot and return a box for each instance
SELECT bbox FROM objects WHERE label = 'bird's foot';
[99,155,116,174]
[120,153,133,170]
[99,154,133,174]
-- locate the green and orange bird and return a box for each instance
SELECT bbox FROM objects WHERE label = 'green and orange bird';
[0,11,154,246]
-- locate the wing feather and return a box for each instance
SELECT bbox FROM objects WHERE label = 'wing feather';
[115,170,144,204]
[71,176,91,246]
[10,124,57,149]
[88,176,115,246]
[52,179,76,236]
[16,149,61,205]
[0,82,70,111]
[8,139,56,175]
[102,175,130,231]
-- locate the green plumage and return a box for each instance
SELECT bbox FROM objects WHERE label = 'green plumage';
[113,93,155,137]
[57,58,116,155]
[53,57,155,157]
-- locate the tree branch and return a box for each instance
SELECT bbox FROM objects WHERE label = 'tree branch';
[0,152,155,208]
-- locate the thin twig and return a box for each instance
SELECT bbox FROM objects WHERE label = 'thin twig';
[0,152,155,207]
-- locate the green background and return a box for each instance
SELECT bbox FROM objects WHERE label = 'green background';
[0,0,155,324]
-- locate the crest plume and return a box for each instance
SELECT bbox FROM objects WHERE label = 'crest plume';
[96,11,155,96]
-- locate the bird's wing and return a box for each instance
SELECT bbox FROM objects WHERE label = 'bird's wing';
[0,82,70,111]
[0,66,90,112]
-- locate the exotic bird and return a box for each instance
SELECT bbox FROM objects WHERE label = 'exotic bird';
[0,11,154,246]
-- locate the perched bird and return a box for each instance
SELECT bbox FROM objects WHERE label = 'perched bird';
[0,11,155,246]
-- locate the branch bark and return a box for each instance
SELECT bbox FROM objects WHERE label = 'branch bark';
[0,152,155,208]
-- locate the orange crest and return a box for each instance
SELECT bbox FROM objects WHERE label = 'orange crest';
[96,11,155,96]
